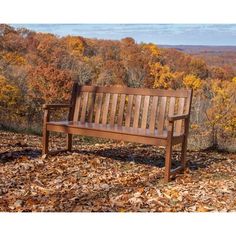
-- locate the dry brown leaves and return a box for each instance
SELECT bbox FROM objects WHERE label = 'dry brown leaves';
[0,131,235,212]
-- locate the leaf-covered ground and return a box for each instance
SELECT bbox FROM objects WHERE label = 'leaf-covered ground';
[0,130,235,212]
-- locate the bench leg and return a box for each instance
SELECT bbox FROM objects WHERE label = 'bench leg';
[42,129,49,155]
[66,134,73,152]
[164,143,172,182]
[180,136,188,170]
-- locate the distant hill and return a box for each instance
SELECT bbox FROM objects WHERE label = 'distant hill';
[159,45,236,53]
[159,45,236,70]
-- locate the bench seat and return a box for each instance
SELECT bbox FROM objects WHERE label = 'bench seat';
[47,121,185,146]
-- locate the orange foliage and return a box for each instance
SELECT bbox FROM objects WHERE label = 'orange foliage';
[27,66,73,103]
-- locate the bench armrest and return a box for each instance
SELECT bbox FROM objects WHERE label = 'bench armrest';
[167,113,189,122]
[43,104,72,110]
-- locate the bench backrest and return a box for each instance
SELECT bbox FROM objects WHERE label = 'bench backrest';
[69,84,193,135]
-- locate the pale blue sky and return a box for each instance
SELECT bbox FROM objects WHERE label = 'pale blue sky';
[12,24,236,46]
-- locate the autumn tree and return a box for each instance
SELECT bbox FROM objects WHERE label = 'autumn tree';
[0,75,20,124]
[204,79,236,148]
[189,57,209,79]
[183,74,201,90]
[27,65,73,104]
[150,62,183,89]
[120,38,149,87]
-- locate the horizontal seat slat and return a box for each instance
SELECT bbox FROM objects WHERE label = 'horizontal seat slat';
[47,121,184,141]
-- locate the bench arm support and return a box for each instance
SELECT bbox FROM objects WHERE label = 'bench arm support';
[167,113,189,122]
[43,104,72,124]
[43,104,72,110]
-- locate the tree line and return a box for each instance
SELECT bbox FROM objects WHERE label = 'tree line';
[0,24,235,150]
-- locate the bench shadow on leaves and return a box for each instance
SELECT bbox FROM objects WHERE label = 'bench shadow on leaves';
[0,148,41,163]
[74,145,226,171]
[0,144,225,171]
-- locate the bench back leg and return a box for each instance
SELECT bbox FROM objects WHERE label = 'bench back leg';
[42,129,49,155]
[181,117,190,169]
[42,109,49,155]
[66,134,73,152]
[181,134,188,169]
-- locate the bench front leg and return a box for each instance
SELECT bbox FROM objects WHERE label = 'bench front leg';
[181,118,190,169]
[165,121,174,182]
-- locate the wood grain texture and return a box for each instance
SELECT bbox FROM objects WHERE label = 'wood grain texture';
[80,92,89,123]
[141,96,150,129]
[133,95,142,128]
[149,96,158,133]
[102,93,110,125]
[110,93,118,126]
[88,92,96,123]
[176,97,185,134]
[125,95,134,127]
[117,94,126,126]
[157,96,167,135]
[95,93,103,124]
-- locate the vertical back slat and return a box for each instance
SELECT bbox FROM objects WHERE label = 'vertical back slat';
[73,95,81,122]
[149,96,158,133]
[141,96,150,129]
[176,97,185,134]
[102,93,110,125]
[69,83,79,121]
[185,90,192,114]
[165,97,176,131]
[95,93,103,124]
[157,97,167,135]
[133,95,142,128]
[80,92,89,123]
[110,93,118,126]
[117,94,126,126]
[168,97,176,117]
[88,92,96,123]
[125,95,134,127]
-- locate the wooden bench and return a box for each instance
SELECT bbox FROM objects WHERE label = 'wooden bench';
[42,84,193,182]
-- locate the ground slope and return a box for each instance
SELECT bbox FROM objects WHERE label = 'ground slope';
[0,131,235,212]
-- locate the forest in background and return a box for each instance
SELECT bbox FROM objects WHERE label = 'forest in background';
[0,24,235,151]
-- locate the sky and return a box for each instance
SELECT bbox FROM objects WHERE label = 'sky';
[12,24,236,46]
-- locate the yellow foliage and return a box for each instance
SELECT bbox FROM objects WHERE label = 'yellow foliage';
[0,75,20,107]
[3,52,26,65]
[143,43,160,57]
[150,62,181,89]
[183,74,201,90]
[232,77,236,84]
[65,36,85,57]
[206,79,236,133]
[190,123,199,130]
